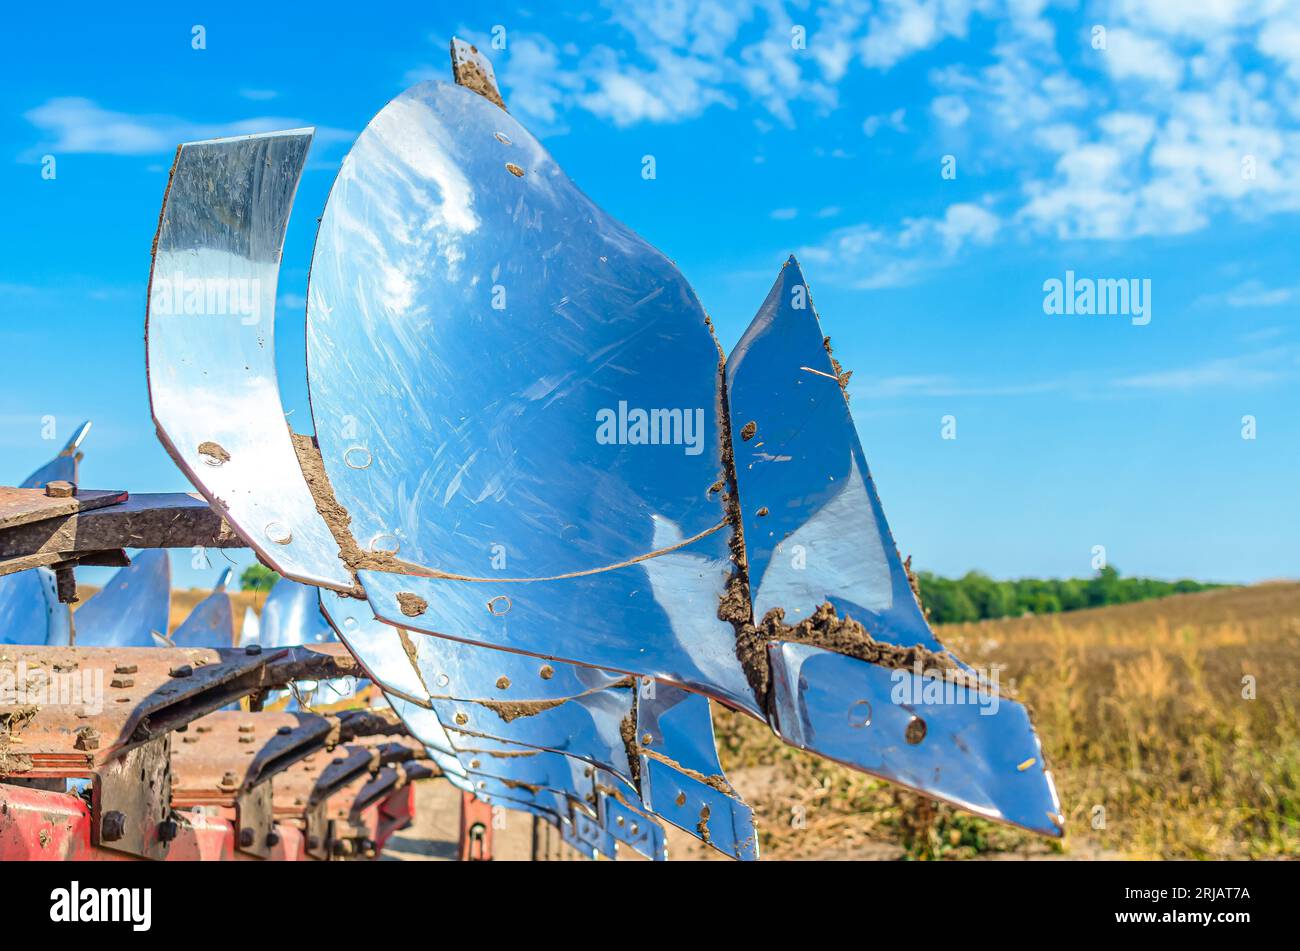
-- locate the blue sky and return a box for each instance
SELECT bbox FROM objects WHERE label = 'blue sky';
[1,0,1296,591]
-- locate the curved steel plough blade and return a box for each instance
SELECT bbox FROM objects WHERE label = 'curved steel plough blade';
[145,129,354,592]
[72,549,171,648]
[170,567,235,647]
[725,257,1062,837]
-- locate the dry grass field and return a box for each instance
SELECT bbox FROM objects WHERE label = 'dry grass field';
[702,582,1300,860]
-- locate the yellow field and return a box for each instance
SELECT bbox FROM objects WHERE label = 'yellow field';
[707,582,1300,860]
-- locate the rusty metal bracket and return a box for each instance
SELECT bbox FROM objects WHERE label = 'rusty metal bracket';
[94,734,174,860]
[0,492,241,580]
[235,781,276,858]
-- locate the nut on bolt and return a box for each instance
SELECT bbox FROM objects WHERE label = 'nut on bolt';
[44,480,75,498]
[74,726,100,751]
[100,810,127,843]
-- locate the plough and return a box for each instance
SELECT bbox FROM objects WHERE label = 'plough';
[0,39,1061,861]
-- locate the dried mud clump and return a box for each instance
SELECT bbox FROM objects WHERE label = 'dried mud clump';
[453,53,508,111]
[396,593,428,618]
[740,420,757,441]
[197,441,231,465]
[291,432,406,582]
[758,602,960,674]
[719,573,770,702]
[477,697,567,724]
[696,804,712,844]
[822,335,853,397]
[620,706,641,787]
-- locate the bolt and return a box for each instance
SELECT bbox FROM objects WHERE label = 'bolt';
[44,480,75,498]
[239,828,255,848]
[266,830,281,847]
[113,664,138,675]
[245,644,262,656]
[905,716,928,745]
[238,735,255,744]
[110,677,134,689]
[168,664,193,678]
[220,771,238,787]
[74,727,100,751]
[101,810,126,842]
[307,835,321,850]
[158,818,178,843]
[238,723,254,733]
[276,726,292,736]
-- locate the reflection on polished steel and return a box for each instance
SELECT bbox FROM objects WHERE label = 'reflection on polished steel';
[570,808,618,860]
[145,130,354,592]
[0,568,71,646]
[769,641,1062,835]
[464,745,597,805]
[170,568,234,647]
[320,590,638,784]
[433,683,634,783]
[725,257,941,649]
[307,78,755,711]
[728,258,1062,836]
[360,557,756,713]
[258,578,336,648]
[319,588,428,702]
[73,549,171,648]
[20,420,91,489]
[637,682,758,860]
[239,605,261,647]
[599,785,668,861]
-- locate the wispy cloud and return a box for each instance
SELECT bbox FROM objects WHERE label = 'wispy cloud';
[799,201,1001,289]
[1115,350,1294,390]
[1223,281,1299,309]
[21,97,353,159]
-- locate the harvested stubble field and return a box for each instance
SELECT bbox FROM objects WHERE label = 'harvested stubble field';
[689,582,1300,861]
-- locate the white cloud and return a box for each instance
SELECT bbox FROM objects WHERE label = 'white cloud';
[930,94,970,125]
[799,200,1001,289]
[862,107,907,136]
[1223,281,1299,308]
[1115,351,1291,390]
[22,97,353,157]
[860,0,980,69]
[1101,28,1184,87]
[239,88,278,101]
[770,207,799,220]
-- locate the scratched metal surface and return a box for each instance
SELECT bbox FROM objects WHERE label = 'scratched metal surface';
[170,569,235,648]
[19,421,90,490]
[145,130,354,591]
[727,258,1062,837]
[306,79,755,713]
[725,256,942,649]
[0,567,70,646]
[72,549,171,648]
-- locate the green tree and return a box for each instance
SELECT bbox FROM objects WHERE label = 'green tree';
[240,564,280,592]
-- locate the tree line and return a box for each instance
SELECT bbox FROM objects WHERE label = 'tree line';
[915,566,1222,624]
